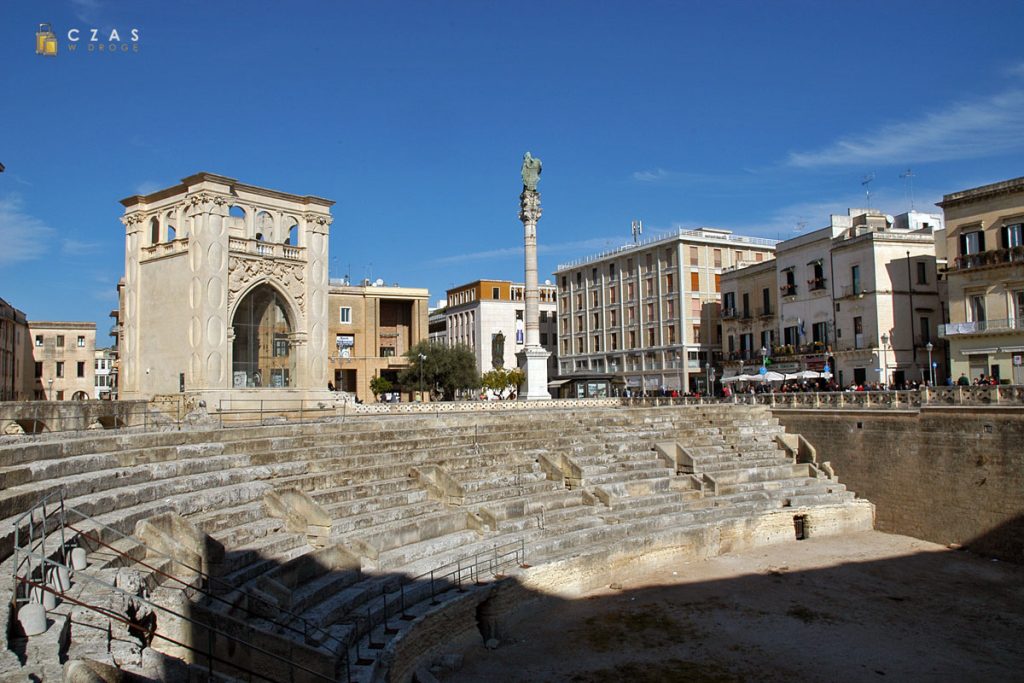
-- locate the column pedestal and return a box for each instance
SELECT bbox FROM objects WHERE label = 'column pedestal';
[517,346,551,400]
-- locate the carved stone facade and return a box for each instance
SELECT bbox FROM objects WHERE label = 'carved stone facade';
[118,173,334,399]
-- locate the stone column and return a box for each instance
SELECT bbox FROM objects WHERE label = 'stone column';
[517,187,551,400]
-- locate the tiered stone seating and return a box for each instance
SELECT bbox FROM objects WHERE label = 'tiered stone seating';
[0,404,870,682]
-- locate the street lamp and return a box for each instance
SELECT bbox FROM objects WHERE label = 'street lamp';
[880,332,889,388]
[760,346,768,369]
[417,353,427,402]
[926,341,934,386]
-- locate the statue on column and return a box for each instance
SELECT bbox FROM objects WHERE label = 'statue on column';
[521,152,542,192]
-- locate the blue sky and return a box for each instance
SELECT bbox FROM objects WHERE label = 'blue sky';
[2,0,1024,335]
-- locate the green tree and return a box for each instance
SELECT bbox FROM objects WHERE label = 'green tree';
[481,368,524,399]
[398,341,480,401]
[369,376,392,402]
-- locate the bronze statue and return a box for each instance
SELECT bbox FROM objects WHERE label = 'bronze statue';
[521,152,542,192]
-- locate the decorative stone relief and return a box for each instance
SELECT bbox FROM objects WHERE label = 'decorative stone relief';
[227,256,306,316]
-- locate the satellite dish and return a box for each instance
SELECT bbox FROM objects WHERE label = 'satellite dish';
[544,279,551,285]
[374,278,384,287]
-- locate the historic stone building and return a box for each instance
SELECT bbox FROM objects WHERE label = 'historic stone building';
[23,322,96,400]
[118,173,334,402]
[721,209,946,387]
[0,298,28,401]
[938,176,1024,384]
[720,258,778,367]
[327,280,429,402]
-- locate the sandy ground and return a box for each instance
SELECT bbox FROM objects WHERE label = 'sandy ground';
[438,531,1024,683]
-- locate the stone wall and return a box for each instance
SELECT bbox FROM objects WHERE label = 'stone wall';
[774,407,1024,562]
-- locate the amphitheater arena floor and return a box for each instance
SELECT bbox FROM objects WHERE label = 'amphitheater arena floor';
[441,530,1024,683]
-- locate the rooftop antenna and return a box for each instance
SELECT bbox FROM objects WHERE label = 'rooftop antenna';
[861,174,875,208]
[794,221,807,233]
[631,219,643,244]
[899,168,915,210]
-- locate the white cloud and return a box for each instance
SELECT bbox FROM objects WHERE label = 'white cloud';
[61,239,103,255]
[0,195,58,265]
[431,237,624,266]
[70,0,103,24]
[632,168,673,182]
[787,88,1024,168]
[134,180,163,195]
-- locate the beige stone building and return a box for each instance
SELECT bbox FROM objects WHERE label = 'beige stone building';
[720,258,778,367]
[0,298,28,401]
[554,228,777,395]
[327,281,429,402]
[23,322,96,400]
[720,210,945,387]
[118,173,334,403]
[938,176,1024,384]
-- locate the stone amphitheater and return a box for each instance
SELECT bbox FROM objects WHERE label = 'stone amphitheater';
[0,402,873,682]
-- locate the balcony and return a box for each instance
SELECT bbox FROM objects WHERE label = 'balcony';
[807,277,828,292]
[939,317,1024,337]
[780,284,797,297]
[721,307,738,319]
[757,306,774,317]
[229,238,305,261]
[839,285,866,298]
[949,246,1024,272]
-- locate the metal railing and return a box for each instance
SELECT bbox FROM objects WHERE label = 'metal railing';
[938,317,1024,337]
[949,246,1024,272]
[725,385,1024,409]
[12,488,341,682]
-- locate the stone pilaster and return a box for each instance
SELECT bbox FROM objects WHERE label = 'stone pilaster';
[185,193,229,390]
[304,212,332,389]
[119,212,145,396]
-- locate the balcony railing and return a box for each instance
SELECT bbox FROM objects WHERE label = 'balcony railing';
[807,278,828,291]
[839,285,866,298]
[950,246,1024,272]
[721,307,737,319]
[939,317,1024,337]
[758,306,774,317]
[229,238,305,261]
[780,284,797,297]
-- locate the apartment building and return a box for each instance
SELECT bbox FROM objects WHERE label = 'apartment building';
[443,279,557,377]
[720,209,945,387]
[328,280,430,402]
[0,298,28,401]
[720,258,778,368]
[554,228,777,396]
[23,322,96,400]
[938,176,1024,384]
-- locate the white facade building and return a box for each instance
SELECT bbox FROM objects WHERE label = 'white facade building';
[443,280,557,377]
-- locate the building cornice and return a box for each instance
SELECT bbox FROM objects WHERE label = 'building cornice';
[938,176,1024,208]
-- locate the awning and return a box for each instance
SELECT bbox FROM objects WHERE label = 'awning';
[547,379,571,387]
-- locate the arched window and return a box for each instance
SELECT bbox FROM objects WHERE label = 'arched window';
[284,217,299,246]
[256,211,274,241]
[231,285,294,388]
[149,217,159,246]
[71,391,89,401]
[165,209,177,242]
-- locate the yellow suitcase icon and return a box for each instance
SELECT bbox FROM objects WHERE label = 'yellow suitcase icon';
[36,23,57,56]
